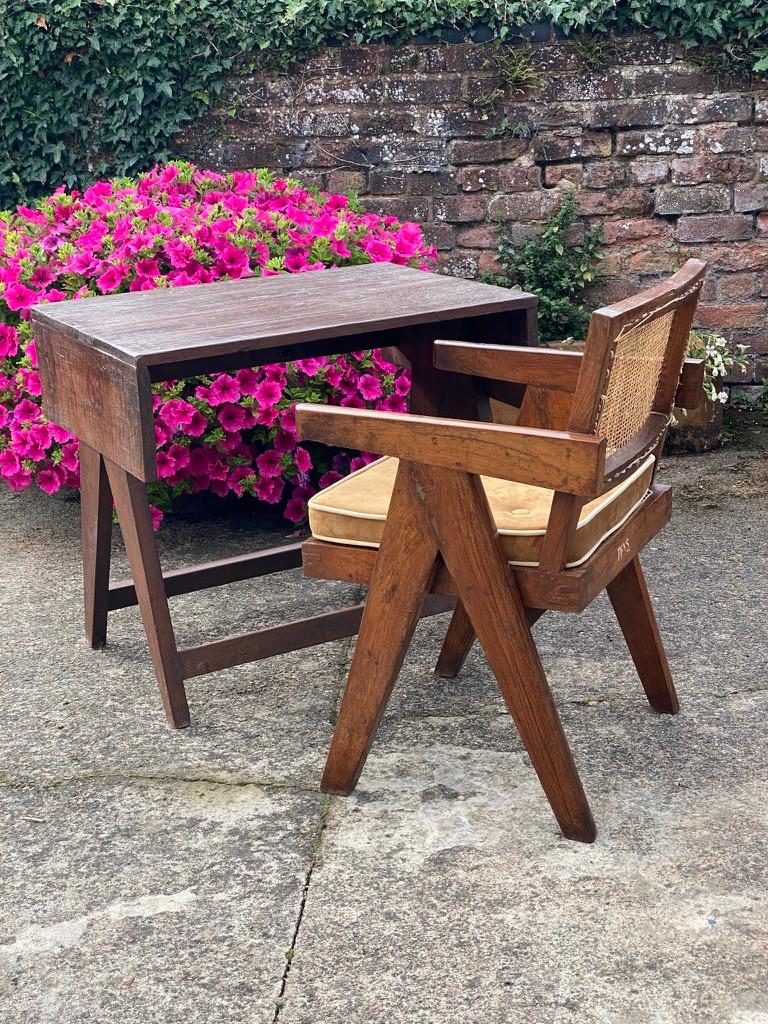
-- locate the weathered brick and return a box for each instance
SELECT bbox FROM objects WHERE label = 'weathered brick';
[757,98,768,124]
[303,78,384,105]
[218,141,301,169]
[703,126,768,155]
[438,250,480,278]
[455,223,502,248]
[487,191,562,221]
[758,214,768,237]
[367,169,406,194]
[510,101,583,129]
[616,128,697,157]
[533,130,611,162]
[667,95,753,125]
[449,139,528,164]
[629,159,669,186]
[525,42,583,73]
[269,110,353,138]
[676,214,753,243]
[618,36,676,65]
[499,165,542,191]
[307,48,380,75]
[583,162,627,189]
[302,139,381,168]
[671,155,757,184]
[696,303,767,329]
[378,46,424,73]
[623,66,716,96]
[237,77,298,106]
[541,70,626,103]
[379,139,447,168]
[405,170,458,195]
[420,42,491,73]
[701,244,768,271]
[602,218,672,244]
[717,274,757,300]
[421,223,457,250]
[761,274,768,297]
[734,186,768,213]
[456,166,501,192]
[476,250,505,276]
[434,195,487,223]
[365,196,431,221]
[655,185,731,216]
[327,169,368,194]
[623,246,680,275]
[587,98,666,129]
[576,189,654,216]
[385,75,463,103]
[543,163,582,186]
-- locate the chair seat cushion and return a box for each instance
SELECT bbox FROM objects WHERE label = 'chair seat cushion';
[308,454,656,568]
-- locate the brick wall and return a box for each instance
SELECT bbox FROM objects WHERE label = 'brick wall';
[173,33,768,389]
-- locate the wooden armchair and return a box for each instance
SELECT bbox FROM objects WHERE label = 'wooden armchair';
[295,259,707,843]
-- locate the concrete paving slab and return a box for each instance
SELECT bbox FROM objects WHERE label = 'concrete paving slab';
[279,690,768,1024]
[0,485,358,788]
[1,434,767,1024]
[0,778,324,1024]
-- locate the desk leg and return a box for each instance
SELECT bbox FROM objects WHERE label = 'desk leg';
[104,458,190,729]
[79,444,113,649]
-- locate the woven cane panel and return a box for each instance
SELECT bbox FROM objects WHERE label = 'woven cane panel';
[596,310,674,453]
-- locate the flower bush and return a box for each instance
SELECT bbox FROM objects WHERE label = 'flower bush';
[0,162,436,525]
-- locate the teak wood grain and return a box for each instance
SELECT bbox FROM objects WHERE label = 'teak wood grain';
[300,261,707,842]
[32,263,534,368]
[434,340,707,411]
[296,406,606,496]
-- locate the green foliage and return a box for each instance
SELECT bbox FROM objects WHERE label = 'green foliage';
[486,192,605,342]
[3,1,768,207]
[485,44,545,95]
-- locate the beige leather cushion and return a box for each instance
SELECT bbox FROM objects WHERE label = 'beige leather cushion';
[309,455,655,568]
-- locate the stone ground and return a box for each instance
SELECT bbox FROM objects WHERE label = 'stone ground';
[1,428,767,1024]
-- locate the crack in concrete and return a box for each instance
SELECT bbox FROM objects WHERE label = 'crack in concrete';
[273,794,332,1021]
[0,770,319,794]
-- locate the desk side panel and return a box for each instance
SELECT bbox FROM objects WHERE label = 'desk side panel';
[36,325,157,482]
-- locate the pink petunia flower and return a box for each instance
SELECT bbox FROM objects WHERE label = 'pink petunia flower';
[358,374,383,401]
[218,402,249,433]
[255,449,283,479]
[208,374,241,406]
[294,446,312,474]
[254,379,283,408]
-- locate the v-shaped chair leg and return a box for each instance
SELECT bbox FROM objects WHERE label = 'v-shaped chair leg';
[321,463,440,796]
[607,556,679,714]
[435,602,476,678]
[413,464,596,844]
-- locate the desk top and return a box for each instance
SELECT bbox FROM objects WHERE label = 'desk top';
[32,263,535,370]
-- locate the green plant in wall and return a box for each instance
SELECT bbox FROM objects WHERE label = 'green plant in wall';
[485,191,605,343]
[484,44,545,95]
[572,33,618,73]
[484,117,535,141]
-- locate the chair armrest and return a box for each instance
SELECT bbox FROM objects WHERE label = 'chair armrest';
[434,340,706,410]
[295,404,605,497]
[433,340,581,392]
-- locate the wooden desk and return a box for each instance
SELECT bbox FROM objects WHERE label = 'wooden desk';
[33,264,536,727]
